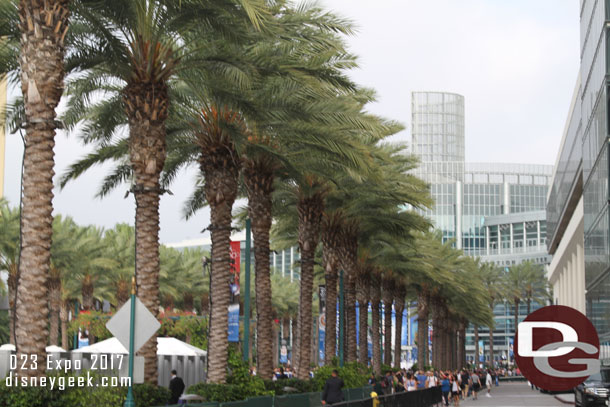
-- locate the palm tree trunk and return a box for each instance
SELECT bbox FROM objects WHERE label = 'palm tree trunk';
[344,273,357,362]
[417,290,429,368]
[48,269,61,346]
[82,275,93,311]
[394,300,404,369]
[527,298,531,316]
[474,325,479,367]
[514,298,520,347]
[431,298,441,368]
[371,286,382,374]
[321,215,341,364]
[382,289,392,367]
[294,191,324,379]
[8,264,17,345]
[458,318,466,369]
[243,158,275,380]
[116,279,129,308]
[337,226,358,364]
[183,292,194,312]
[60,300,69,350]
[489,321,494,368]
[15,0,70,378]
[356,273,369,365]
[322,245,338,365]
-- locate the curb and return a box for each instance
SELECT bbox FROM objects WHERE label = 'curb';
[553,395,575,405]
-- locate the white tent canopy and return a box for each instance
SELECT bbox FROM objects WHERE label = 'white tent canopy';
[72,337,206,356]
[0,344,66,352]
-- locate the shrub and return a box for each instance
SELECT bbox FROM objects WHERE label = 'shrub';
[188,348,272,402]
[133,382,171,406]
[311,362,370,391]
[0,371,172,407]
[263,378,317,395]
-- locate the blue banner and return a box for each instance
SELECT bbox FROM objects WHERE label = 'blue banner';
[228,304,240,342]
[478,339,485,362]
[401,309,408,346]
[318,313,325,366]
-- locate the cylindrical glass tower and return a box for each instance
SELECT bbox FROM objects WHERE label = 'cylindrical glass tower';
[411,92,465,163]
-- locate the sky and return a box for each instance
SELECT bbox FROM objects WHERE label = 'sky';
[3,0,581,244]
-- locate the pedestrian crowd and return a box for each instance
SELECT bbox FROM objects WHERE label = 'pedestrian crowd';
[366,367,506,406]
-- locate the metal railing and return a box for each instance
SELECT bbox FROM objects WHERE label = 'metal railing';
[158,386,443,407]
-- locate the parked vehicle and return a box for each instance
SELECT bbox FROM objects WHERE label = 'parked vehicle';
[575,368,610,407]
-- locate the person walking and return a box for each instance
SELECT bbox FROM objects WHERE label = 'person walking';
[322,369,345,405]
[168,370,185,405]
[426,370,439,388]
[460,369,469,399]
[470,370,480,400]
[485,369,493,397]
[451,374,461,407]
[405,372,417,391]
[441,374,451,407]
[416,370,427,390]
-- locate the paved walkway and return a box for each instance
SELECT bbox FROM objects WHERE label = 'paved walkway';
[446,382,568,407]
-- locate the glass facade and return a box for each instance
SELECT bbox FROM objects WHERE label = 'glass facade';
[411,93,553,362]
[412,161,552,255]
[580,0,610,349]
[412,92,465,165]
[547,0,610,356]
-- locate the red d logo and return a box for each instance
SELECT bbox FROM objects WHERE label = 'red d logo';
[514,305,600,391]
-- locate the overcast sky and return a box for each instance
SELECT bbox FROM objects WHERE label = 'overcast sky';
[3,0,581,244]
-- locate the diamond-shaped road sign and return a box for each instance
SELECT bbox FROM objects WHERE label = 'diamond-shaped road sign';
[106,297,160,353]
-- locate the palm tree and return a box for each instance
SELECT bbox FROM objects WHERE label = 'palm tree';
[0,0,71,377]
[393,281,406,369]
[504,262,530,345]
[58,0,265,383]
[0,200,19,345]
[369,268,382,374]
[521,261,549,314]
[479,261,503,366]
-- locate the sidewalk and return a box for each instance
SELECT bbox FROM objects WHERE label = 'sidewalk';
[445,382,566,407]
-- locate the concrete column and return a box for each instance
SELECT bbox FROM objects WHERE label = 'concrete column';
[486,226,490,256]
[456,181,462,249]
[503,182,510,215]
[508,223,514,254]
[577,241,585,314]
[537,221,541,251]
[523,222,527,249]
[290,247,294,282]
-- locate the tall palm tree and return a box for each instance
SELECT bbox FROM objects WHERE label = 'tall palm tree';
[0,0,71,377]
[504,262,529,345]
[393,281,406,369]
[59,0,265,383]
[0,200,19,345]
[479,261,503,366]
[521,261,549,314]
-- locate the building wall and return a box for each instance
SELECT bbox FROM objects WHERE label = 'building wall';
[548,197,586,314]
[580,0,610,352]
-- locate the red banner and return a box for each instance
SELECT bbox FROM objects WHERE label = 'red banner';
[230,241,241,288]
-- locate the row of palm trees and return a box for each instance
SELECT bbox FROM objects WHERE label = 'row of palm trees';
[0,0,508,384]
[0,204,300,350]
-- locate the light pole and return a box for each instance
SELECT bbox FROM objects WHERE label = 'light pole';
[243,219,251,361]
[338,269,344,367]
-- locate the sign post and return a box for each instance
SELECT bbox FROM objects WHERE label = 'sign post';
[124,278,136,407]
[106,277,160,407]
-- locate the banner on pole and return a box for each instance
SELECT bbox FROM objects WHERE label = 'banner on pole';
[228,304,240,342]
[318,285,326,365]
[230,241,241,295]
